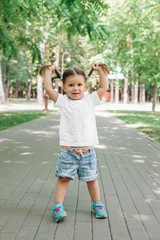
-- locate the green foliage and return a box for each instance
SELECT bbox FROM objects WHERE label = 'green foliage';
[104,0,160,86]
[1,0,159,101]
[0,0,109,62]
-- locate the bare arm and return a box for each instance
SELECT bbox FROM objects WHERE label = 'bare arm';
[92,63,109,100]
[44,65,59,102]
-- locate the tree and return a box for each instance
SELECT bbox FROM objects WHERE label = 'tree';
[101,0,160,110]
[0,59,5,103]
[0,0,110,103]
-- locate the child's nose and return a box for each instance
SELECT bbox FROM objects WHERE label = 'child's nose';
[74,85,78,90]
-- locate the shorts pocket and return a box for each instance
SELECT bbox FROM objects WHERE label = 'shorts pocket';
[83,149,97,170]
[90,158,96,170]
[60,151,73,169]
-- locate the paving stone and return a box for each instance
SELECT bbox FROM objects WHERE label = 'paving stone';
[34,234,54,240]
[15,226,37,240]
[1,210,27,233]
[74,221,92,240]
[0,233,16,240]
[0,111,160,240]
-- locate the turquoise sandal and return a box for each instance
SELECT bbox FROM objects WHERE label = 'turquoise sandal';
[92,201,107,219]
[52,203,67,222]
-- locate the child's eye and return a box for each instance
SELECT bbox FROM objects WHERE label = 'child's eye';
[78,84,82,86]
[69,84,73,87]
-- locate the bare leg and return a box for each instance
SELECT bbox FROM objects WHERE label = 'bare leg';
[87,178,100,202]
[55,177,70,204]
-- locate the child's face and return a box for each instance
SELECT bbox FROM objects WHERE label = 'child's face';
[63,75,87,100]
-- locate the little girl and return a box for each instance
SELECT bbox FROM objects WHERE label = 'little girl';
[39,63,109,222]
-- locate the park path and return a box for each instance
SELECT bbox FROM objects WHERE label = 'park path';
[0,109,160,240]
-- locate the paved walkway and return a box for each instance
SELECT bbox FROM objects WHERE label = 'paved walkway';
[0,101,160,112]
[0,109,160,240]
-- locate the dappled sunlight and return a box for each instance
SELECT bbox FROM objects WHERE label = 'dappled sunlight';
[49,125,60,130]
[133,214,150,221]
[132,155,147,164]
[20,152,32,156]
[98,126,109,130]
[41,161,50,164]
[126,136,131,139]
[3,160,11,163]
[96,110,111,118]
[20,129,57,137]
[48,118,60,122]
[111,127,120,130]
[153,188,160,195]
[153,161,160,165]
[145,198,154,203]
[153,163,159,167]
[3,160,25,164]
[99,136,108,140]
[94,144,108,149]
[0,138,14,143]
[119,147,126,150]
[100,165,108,168]
[127,123,148,128]
[132,154,147,159]
[52,153,59,156]
[17,145,31,149]
[14,161,26,164]
[153,173,159,177]
[133,159,145,164]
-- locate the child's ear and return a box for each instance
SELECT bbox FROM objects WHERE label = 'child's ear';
[63,84,66,93]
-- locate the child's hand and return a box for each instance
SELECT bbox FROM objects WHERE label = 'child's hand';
[48,65,56,72]
[92,63,101,72]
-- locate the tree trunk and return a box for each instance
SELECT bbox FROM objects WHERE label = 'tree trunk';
[140,85,145,103]
[27,66,33,100]
[16,80,19,98]
[43,41,50,111]
[131,80,135,103]
[37,41,46,104]
[134,79,138,104]
[5,80,9,99]
[54,45,60,91]
[0,60,5,103]
[4,63,9,98]
[152,83,157,113]
[115,74,119,104]
[110,79,114,102]
[123,69,128,104]
[37,74,43,105]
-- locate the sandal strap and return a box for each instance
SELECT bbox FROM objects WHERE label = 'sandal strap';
[93,202,104,208]
[52,203,64,215]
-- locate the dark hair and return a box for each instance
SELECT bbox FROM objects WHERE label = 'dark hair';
[39,65,61,81]
[39,63,109,83]
[62,68,86,83]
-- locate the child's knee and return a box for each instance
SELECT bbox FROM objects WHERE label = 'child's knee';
[59,177,71,183]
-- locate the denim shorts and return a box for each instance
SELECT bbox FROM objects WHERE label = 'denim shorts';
[55,146,98,182]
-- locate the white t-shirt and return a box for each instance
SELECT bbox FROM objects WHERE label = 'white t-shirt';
[54,91,101,146]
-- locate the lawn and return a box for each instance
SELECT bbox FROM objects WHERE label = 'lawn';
[0,110,52,131]
[109,111,160,143]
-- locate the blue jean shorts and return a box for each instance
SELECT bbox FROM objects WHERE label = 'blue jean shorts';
[55,146,98,182]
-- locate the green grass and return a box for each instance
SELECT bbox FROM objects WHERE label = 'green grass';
[6,98,37,103]
[109,111,160,143]
[0,110,53,131]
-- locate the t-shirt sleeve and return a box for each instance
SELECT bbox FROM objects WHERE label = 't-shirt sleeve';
[54,94,64,108]
[88,91,101,106]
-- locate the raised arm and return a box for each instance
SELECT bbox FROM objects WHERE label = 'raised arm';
[92,63,109,100]
[43,65,59,102]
